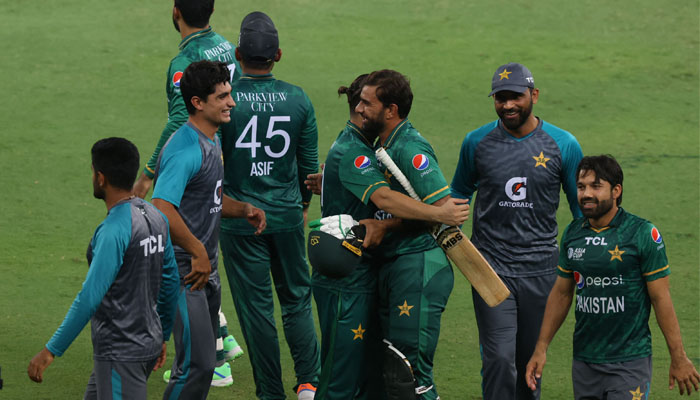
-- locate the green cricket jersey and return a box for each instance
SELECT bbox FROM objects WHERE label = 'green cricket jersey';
[375,119,450,258]
[220,73,318,234]
[557,208,670,363]
[144,27,241,178]
[313,121,389,292]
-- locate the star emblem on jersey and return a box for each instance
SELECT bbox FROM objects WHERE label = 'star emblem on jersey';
[499,68,512,80]
[608,245,625,262]
[628,386,643,400]
[398,300,414,317]
[532,152,550,168]
[384,169,393,182]
[351,323,365,340]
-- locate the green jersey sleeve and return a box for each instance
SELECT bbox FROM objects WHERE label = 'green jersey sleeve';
[637,222,670,281]
[557,223,575,278]
[296,92,319,206]
[395,140,449,205]
[144,56,190,178]
[338,150,389,205]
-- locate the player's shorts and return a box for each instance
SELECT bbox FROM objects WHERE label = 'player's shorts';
[83,358,158,400]
[572,356,651,400]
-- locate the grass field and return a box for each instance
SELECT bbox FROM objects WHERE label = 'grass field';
[1,0,698,399]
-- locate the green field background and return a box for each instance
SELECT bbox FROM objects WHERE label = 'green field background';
[1,0,698,399]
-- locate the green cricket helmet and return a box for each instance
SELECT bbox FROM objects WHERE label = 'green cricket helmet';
[307,226,365,279]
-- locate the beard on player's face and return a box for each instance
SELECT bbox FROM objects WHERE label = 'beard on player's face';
[497,98,533,131]
[579,192,614,220]
[361,108,386,136]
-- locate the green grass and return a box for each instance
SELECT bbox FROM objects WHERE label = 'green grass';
[1,0,697,399]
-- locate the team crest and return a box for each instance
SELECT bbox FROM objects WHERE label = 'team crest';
[412,154,429,170]
[172,71,183,88]
[650,227,662,244]
[354,155,371,169]
[573,271,585,289]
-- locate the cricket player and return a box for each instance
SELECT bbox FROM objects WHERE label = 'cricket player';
[353,69,458,400]
[525,155,700,399]
[218,11,321,399]
[309,74,470,399]
[450,62,583,400]
[131,0,244,383]
[152,60,266,400]
[27,137,180,400]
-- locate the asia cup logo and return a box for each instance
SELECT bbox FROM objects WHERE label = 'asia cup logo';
[412,154,429,170]
[573,271,585,289]
[214,179,223,205]
[354,155,371,169]
[650,227,663,244]
[172,71,183,88]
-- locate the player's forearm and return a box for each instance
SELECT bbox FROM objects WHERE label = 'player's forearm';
[152,199,206,258]
[370,187,440,223]
[534,277,575,352]
[222,195,250,218]
[648,277,688,359]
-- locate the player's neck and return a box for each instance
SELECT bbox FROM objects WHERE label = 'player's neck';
[241,66,273,75]
[104,188,134,211]
[188,116,219,140]
[587,205,619,229]
[504,115,539,138]
[378,119,401,146]
[179,23,209,40]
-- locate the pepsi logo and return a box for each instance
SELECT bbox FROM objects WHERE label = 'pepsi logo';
[650,227,662,244]
[354,155,371,169]
[574,271,585,289]
[412,154,429,170]
[173,71,183,88]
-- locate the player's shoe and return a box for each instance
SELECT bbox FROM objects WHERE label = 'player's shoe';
[223,335,244,361]
[211,362,233,387]
[297,383,316,400]
[163,369,171,383]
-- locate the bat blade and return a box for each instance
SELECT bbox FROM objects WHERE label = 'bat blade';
[434,225,510,307]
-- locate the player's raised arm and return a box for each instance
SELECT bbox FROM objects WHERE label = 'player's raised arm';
[647,276,700,395]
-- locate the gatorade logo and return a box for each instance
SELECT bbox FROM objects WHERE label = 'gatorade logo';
[505,177,527,201]
[412,154,429,170]
[173,71,183,88]
[650,227,662,244]
[354,156,371,169]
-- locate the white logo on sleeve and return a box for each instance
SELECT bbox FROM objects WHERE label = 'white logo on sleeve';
[210,179,223,214]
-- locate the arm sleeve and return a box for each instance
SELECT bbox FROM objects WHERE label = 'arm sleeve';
[157,223,180,341]
[559,135,584,219]
[151,135,201,207]
[638,223,670,281]
[338,151,390,205]
[296,93,319,206]
[144,58,191,178]
[46,220,129,356]
[556,224,575,279]
[450,132,479,201]
[397,141,449,205]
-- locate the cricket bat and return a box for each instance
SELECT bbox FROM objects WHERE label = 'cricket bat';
[375,148,510,307]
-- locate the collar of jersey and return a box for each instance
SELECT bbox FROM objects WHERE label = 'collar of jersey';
[179,27,213,50]
[185,121,217,145]
[241,73,274,80]
[347,121,374,147]
[380,118,410,149]
[497,117,542,142]
[582,207,625,231]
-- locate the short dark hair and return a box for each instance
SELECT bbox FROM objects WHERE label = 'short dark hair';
[577,155,624,205]
[174,0,214,28]
[364,69,413,119]
[180,60,230,115]
[338,73,369,112]
[91,137,140,190]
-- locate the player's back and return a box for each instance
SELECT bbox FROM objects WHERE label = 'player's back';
[89,197,172,361]
[221,74,318,234]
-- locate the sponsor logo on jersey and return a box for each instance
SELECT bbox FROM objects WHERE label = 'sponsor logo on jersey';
[505,177,527,201]
[172,71,183,88]
[651,227,662,243]
[139,235,165,257]
[568,247,586,260]
[210,179,223,214]
[412,154,429,170]
[574,271,585,289]
[354,156,371,169]
[576,295,625,314]
[584,237,608,245]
